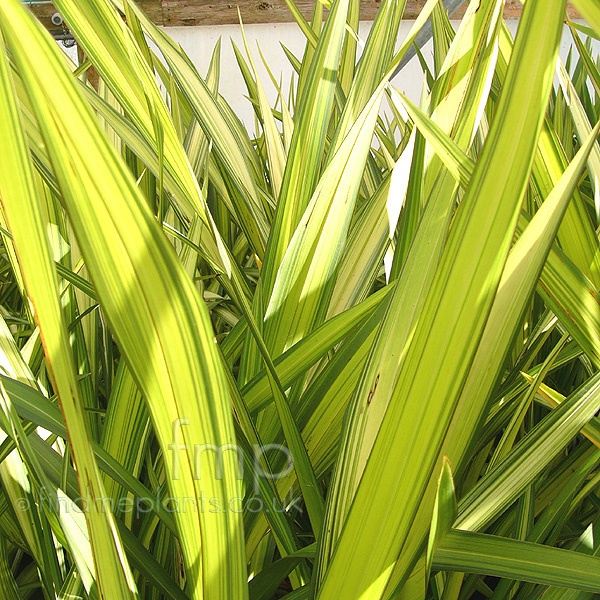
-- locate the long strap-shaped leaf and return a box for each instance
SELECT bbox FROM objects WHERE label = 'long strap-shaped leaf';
[52,0,209,224]
[259,0,350,303]
[390,0,465,78]
[381,121,600,600]
[0,303,63,597]
[0,375,177,535]
[455,369,600,533]
[243,284,393,413]
[315,0,507,583]
[264,86,384,355]
[0,538,20,600]
[327,0,407,159]
[0,4,247,600]
[570,0,600,40]
[403,91,600,373]
[0,22,138,600]
[55,0,258,296]
[314,1,566,598]
[433,529,600,592]
[108,0,268,257]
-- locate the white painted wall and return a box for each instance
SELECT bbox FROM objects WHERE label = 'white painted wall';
[159,19,594,130]
[58,18,597,131]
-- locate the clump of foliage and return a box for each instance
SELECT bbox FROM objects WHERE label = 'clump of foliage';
[1,0,600,598]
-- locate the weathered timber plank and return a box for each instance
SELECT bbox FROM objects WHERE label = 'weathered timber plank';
[27,0,163,32]
[28,0,581,30]
[161,0,581,26]
[162,0,317,26]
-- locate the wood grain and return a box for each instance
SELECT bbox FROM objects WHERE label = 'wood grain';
[162,0,580,26]
[28,0,581,31]
[27,0,163,31]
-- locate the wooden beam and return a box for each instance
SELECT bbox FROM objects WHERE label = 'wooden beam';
[162,0,581,26]
[27,0,163,31]
[28,0,581,30]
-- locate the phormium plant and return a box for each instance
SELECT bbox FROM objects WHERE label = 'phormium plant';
[1,0,600,598]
